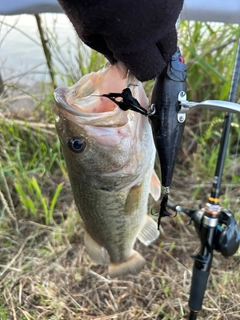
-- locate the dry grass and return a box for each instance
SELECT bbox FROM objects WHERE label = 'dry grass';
[1,34,240,317]
[1,174,240,320]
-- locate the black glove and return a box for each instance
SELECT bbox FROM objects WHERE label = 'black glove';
[58,0,183,81]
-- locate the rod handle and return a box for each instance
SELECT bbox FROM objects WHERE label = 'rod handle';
[189,267,210,311]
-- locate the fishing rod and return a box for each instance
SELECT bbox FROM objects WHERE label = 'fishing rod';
[167,36,240,319]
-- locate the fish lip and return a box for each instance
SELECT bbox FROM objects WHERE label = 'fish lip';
[54,87,90,117]
[54,87,122,118]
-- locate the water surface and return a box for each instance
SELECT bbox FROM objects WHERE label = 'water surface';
[0,13,82,86]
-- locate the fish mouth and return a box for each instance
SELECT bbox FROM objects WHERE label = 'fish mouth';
[54,86,129,128]
[54,62,138,127]
[54,87,119,116]
[54,62,149,130]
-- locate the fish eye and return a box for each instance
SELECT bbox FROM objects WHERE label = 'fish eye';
[68,137,86,153]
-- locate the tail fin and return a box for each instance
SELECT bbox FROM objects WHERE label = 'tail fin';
[109,250,145,278]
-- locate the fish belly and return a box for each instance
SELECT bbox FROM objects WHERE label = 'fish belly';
[70,178,147,261]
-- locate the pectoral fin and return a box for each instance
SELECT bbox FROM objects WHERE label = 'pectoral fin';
[150,171,161,201]
[84,231,109,265]
[137,215,160,246]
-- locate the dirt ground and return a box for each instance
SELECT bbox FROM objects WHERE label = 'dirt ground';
[1,166,240,320]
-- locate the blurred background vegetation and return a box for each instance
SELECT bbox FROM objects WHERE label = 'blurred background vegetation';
[1,18,239,223]
[0,16,240,319]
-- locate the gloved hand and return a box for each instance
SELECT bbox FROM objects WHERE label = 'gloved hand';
[58,0,184,81]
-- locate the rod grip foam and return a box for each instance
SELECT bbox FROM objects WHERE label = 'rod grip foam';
[189,267,210,311]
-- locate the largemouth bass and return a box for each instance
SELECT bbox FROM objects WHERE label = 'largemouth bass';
[54,62,161,277]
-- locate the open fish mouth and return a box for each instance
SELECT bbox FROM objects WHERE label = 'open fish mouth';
[54,62,147,128]
[54,88,129,128]
[55,86,120,115]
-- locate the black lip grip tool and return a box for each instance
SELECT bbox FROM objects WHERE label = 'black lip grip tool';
[149,48,187,228]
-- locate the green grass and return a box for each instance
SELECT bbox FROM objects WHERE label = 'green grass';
[0,16,240,320]
[0,118,65,225]
[177,22,240,200]
[0,301,10,320]
[179,21,240,101]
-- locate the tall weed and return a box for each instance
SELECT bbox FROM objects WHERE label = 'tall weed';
[178,22,240,192]
[179,21,240,101]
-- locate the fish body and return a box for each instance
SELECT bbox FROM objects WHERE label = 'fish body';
[54,62,160,277]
